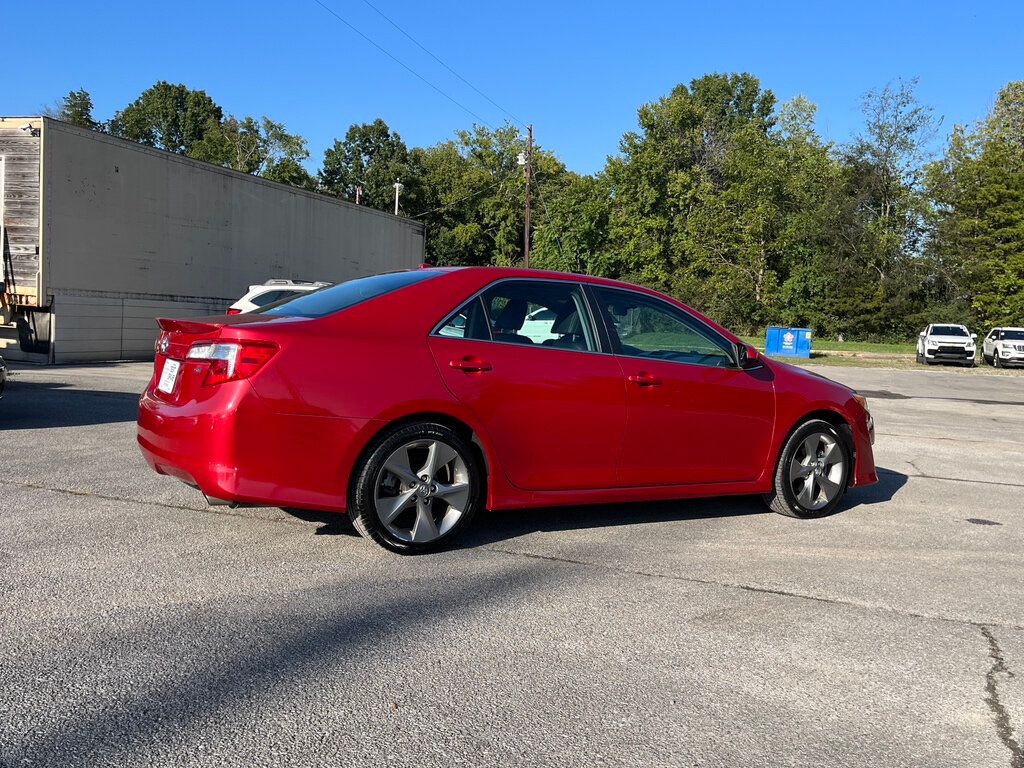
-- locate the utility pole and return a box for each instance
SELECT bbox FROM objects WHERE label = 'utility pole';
[523,125,533,268]
[393,180,403,216]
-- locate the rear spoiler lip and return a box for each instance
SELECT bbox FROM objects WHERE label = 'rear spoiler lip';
[157,318,223,335]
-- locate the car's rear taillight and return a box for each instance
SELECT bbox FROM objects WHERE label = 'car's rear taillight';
[226,308,242,315]
[187,341,277,387]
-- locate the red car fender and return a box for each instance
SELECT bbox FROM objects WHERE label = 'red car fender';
[339,396,512,511]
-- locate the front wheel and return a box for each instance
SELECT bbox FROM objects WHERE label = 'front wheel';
[349,422,483,554]
[763,419,850,519]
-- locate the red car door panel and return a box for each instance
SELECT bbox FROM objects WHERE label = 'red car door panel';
[616,360,775,485]
[429,337,626,491]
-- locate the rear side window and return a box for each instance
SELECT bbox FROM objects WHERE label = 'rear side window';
[261,271,438,318]
[436,279,597,352]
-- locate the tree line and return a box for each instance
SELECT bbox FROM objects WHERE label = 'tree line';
[47,75,1024,340]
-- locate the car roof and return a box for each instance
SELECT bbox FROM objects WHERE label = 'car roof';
[416,265,668,295]
[994,326,1024,331]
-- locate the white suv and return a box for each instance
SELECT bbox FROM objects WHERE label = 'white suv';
[227,279,331,314]
[982,327,1024,368]
[916,324,977,367]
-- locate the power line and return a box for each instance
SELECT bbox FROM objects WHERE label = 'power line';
[356,0,526,129]
[311,0,493,128]
[412,175,506,219]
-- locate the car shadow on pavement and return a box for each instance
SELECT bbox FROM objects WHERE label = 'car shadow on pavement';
[462,496,763,549]
[279,507,359,536]
[0,380,140,430]
[463,468,910,549]
[839,467,908,509]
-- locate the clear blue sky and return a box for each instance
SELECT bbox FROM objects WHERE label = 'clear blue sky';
[3,1,1022,174]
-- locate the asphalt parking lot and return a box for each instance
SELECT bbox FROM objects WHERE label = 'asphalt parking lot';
[1,361,1022,767]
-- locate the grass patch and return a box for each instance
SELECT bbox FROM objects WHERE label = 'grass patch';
[739,335,916,355]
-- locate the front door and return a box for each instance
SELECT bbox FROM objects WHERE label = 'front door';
[590,286,776,486]
[428,279,626,492]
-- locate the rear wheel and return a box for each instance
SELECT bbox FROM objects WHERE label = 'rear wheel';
[764,419,850,519]
[349,422,483,554]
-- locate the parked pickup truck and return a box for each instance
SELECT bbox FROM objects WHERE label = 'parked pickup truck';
[916,324,977,367]
[982,327,1024,368]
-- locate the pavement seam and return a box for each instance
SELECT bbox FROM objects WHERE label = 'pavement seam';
[483,544,1024,632]
[878,468,1024,490]
[980,625,1023,768]
[2,480,305,526]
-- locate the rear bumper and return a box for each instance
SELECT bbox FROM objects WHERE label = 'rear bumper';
[137,382,370,512]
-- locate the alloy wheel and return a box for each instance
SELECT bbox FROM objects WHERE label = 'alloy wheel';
[373,439,471,544]
[788,432,845,511]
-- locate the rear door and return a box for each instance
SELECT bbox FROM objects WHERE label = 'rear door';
[428,279,626,492]
[591,286,776,486]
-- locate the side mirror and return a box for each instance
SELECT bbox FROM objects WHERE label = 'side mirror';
[971,333,978,340]
[736,343,760,369]
[919,331,926,338]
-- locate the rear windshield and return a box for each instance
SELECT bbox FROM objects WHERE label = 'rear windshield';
[260,270,438,318]
[931,325,968,336]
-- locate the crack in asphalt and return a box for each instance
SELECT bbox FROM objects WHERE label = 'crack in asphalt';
[980,625,1023,768]
[483,545,1024,632]
[9,479,1024,634]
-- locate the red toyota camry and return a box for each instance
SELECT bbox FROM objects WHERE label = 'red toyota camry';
[138,267,876,553]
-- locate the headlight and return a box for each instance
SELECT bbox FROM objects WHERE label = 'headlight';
[926,340,938,348]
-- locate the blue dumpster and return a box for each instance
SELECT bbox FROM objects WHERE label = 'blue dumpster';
[765,326,813,358]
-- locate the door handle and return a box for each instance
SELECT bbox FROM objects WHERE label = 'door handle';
[627,372,662,386]
[450,356,492,373]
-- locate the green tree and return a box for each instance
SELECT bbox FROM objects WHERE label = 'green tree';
[531,173,611,275]
[195,116,315,188]
[45,88,100,130]
[837,78,939,338]
[109,81,223,157]
[926,82,1024,327]
[319,119,414,210]
[411,123,566,266]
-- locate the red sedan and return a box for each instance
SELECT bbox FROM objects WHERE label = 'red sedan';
[138,267,877,553]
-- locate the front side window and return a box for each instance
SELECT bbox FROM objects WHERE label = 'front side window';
[435,280,598,352]
[594,287,735,368]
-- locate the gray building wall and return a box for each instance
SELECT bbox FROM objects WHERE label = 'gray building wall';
[33,118,425,362]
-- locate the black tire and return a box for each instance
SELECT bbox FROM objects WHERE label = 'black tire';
[763,419,851,519]
[916,349,924,364]
[349,422,483,554]
[994,354,1002,369]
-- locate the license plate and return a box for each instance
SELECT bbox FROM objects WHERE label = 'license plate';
[157,359,181,394]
